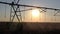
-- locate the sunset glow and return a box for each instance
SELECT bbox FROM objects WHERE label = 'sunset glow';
[32,9,40,17]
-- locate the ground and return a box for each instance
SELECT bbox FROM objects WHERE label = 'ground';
[0,22,60,34]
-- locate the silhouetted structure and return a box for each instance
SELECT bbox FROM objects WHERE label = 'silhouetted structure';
[0,0,60,22]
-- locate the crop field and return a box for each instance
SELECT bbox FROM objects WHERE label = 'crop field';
[0,22,60,34]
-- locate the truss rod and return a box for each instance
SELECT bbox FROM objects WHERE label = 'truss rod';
[0,2,60,10]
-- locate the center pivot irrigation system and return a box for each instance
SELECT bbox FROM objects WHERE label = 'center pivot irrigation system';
[0,0,60,22]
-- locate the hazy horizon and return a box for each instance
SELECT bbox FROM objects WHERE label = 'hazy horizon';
[0,0,60,22]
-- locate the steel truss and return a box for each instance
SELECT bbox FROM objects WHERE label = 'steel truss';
[0,0,60,22]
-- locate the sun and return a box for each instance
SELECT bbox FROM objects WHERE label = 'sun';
[32,9,40,17]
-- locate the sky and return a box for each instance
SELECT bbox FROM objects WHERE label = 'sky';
[0,0,60,22]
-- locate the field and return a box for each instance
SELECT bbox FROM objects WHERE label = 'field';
[0,22,60,34]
